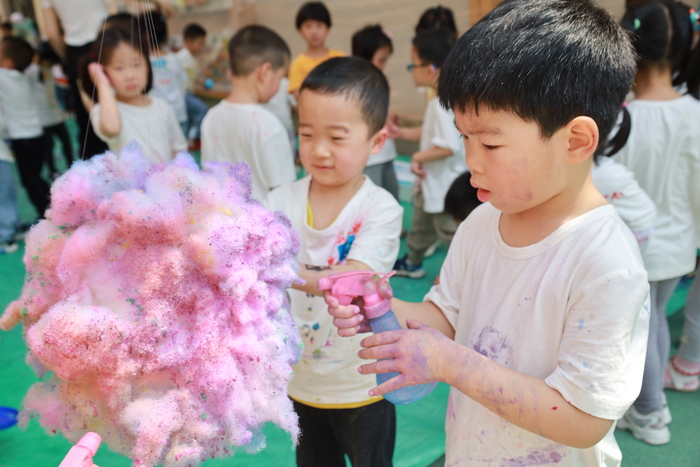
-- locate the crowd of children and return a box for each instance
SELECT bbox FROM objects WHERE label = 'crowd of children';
[1,0,700,465]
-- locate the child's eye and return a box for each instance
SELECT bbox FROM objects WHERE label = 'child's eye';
[483,144,499,150]
[300,133,312,138]
[331,137,346,141]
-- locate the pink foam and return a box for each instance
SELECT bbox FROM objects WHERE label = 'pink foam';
[2,149,301,466]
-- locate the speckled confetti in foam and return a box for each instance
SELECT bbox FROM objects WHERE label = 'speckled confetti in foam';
[0,147,302,466]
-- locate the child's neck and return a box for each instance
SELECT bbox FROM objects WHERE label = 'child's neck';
[633,66,683,101]
[499,168,606,248]
[117,93,151,107]
[307,174,365,230]
[226,76,261,105]
[304,44,329,59]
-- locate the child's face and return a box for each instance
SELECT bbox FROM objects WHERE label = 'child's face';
[454,108,574,215]
[104,43,148,100]
[409,47,437,88]
[371,46,392,71]
[299,20,329,49]
[298,90,386,189]
[258,62,288,104]
[185,36,206,56]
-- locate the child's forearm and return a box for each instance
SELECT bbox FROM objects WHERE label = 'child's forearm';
[96,83,121,137]
[413,147,454,163]
[293,259,370,297]
[397,126,422,141]
[442,343,614,448]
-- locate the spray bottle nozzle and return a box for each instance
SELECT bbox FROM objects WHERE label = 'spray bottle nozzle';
[317,271,395,316]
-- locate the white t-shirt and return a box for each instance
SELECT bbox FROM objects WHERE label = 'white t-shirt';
[420,96,468,213]
[612,96,700,281]
[592,157,657,243]
[0,69,42,139]
[266,176,403,406]
[150,52,188,124]
[25,64,64,127]
[425,203,650,467]
[41,0,106,47]
[262,77,295,136]
[175,47,198,92]
[201,101,296,201]
[90,96,187,164]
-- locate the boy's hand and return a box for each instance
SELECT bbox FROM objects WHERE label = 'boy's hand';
[411,158,426,179]
[88,63,111,88]
[386,120,401,140]
[324,279,393,337]
[357,319,452,396]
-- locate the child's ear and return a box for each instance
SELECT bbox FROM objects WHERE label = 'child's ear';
[369,126,388,155]
[257,61,273,83]
[564,116,598,164]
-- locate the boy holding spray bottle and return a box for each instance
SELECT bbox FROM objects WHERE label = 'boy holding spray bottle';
[265,56,402,466]
[326,0,651,465]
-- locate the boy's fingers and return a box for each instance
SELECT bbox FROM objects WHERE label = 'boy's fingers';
[405,319,427,330]
[358,344,400,362]
[360,330,402,348]
[322,290,339,308]
[332,313,364,329]
[368,374,407,397]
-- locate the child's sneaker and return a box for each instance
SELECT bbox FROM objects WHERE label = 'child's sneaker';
[617,405,671,445]
[0,241,19,255]
[393,255,426,279]
[664,355,700,392]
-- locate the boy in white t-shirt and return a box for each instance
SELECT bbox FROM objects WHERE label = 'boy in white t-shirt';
[176,23,209,144]
[0,36,52,217]
[392,28,467,279]
[201,26,296,201]
[266,57,402,466]
[327,1,651,466]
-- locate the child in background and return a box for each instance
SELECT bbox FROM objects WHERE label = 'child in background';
[82,27,187,163]
[0,36,51,218]
[352,24,399,200]
[443,171,481,224]
[414,5,458,36]
[288,2,345,96]
[145,11,188,136]
[613,0,700,445]
[176,23,209,146]
[0,110,22,254]
[262,74,296,154]
[327,1,651,465]
[200,26,296,201]
[592,108,657,251]
[26,43,73,177]
[393,28,467,279]
[266,56,401,467]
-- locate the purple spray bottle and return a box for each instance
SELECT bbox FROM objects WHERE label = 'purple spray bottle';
[318,271,437,404]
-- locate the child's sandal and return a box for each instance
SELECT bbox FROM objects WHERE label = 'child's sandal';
[664,356,700,392]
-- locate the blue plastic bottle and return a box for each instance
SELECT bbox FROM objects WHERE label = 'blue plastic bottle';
[317,270,437,405]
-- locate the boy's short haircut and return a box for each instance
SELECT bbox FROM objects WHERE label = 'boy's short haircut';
[183,23,207,41]
[444,171,482,223]
[412,28,456,68]
[295,2,331,30]
[352,25,393,62]
[228,25,290,76]
[438,0,636,145]
[300,56,389,136]
[1,36,34,71]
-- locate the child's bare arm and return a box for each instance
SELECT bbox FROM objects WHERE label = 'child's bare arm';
[294,259,371,297]
[357,322,614,449]
[413,146,454,163]
[395,126,422,141]
[88,64,121,137]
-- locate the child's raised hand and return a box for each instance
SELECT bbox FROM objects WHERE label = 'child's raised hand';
[411,158,427,179]
[88,63,111,88]
[357,319,452,396]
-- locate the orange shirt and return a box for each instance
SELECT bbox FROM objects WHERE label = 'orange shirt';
[288,49,346,93]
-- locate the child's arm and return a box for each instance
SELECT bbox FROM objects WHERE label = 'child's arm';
[327,298,613,448]
[392,125,422,142]
[88,64,121,138]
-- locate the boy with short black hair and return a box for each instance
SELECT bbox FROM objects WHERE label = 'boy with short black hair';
[327,0,651,465]
[288,1,344,95]
[176,22,208,145]
[393,28,467,278]
[0,36,51,218]
[201,25,296,201]
[266,56,402,467]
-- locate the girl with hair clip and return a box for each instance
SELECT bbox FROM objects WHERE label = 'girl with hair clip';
[414,5,457,37]
[613,0,700,446]
[80,27,187,164]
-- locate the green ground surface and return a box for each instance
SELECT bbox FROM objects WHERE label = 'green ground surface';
[0,138,698,466]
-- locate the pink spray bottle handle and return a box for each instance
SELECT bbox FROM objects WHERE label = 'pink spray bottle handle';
[318,270,395,308]
[58,432,101,467]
